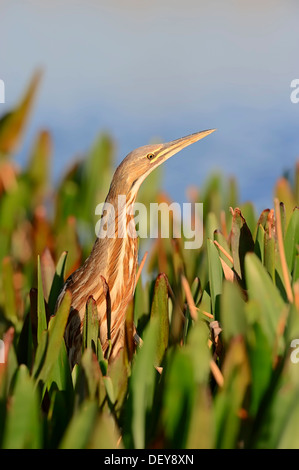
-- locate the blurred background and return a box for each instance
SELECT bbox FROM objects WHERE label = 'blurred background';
[1,0,299,211]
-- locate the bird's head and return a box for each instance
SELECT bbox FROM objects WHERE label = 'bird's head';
[108,129,216,201]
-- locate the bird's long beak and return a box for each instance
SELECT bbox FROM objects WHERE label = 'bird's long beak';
[158,129,216,161]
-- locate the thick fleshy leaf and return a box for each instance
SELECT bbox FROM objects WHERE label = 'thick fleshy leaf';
[150,273,169,365]
[206,212,219,243]
[48,250,68,315]
[87,412,122,449]
[103,376,115,406]
[46,390,72,449]
[230,208,254,284]
[0,70,42,155]
[264,233,275,281]
[186,320,211,384]
[275,177,296,225]
[293,255,299,284]
[35,290,71,386]
[254,223,265,264]
[214,230,233,268]
[0,328,18,401]
[186,385,213,449]
[40,248,55,302]
[220,280,247,342]
[284,208,299,274]
[107,351,128,414]
[251,326,299,449]
[255,208,271,236]
[46,339,73,394]
[162,348,196,448]
[2,365,42,449]
[32,329,48,379]
[82,296,98,355]
[124,296,135,366]
[245,253,285,349]
[246,319,273,417]
[263,209,276,281]
[214,337,250,449]
[207,238,223,319]
[37,255,47,343]
[127,317,160,449]
[240,202,256,235]
[59,400,97,449]
[80,348,101,400]
[277,401,299,449]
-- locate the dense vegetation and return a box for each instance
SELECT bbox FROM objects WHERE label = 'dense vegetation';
[0,72,298,449]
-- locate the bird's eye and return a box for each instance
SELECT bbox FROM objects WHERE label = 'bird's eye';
[147,153,155,160]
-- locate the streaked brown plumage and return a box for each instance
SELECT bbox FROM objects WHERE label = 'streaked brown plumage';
[55,129,215,367]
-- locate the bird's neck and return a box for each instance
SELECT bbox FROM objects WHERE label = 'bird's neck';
[89,189,138,309]
[99,191,137,241]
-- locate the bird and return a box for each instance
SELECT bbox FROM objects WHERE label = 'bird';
[55,129,216,367]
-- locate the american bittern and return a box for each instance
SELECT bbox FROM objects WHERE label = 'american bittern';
[56,129,215,367]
